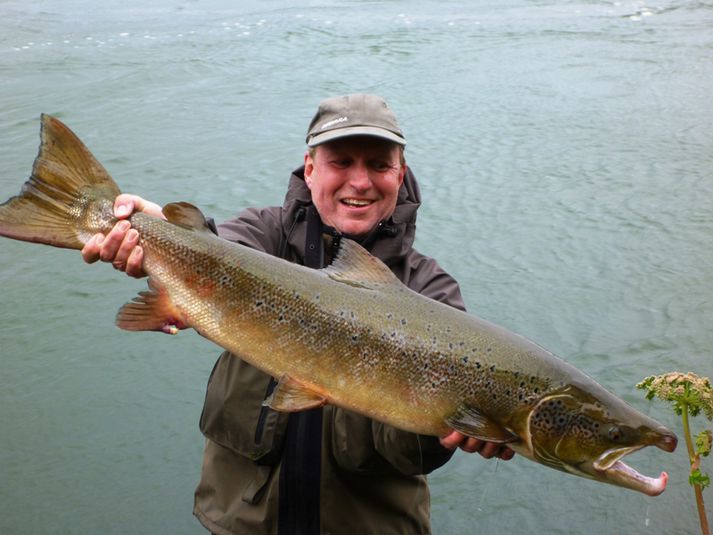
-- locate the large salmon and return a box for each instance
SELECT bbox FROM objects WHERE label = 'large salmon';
[0,115,677,495]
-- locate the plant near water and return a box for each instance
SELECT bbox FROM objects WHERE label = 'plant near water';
[637,372,713,535]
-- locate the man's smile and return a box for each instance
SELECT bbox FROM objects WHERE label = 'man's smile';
[341,198,374,207]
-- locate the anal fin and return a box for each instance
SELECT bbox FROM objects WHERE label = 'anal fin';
[445,404,519,443]
[263,375,328,412]
[116,283,187,334]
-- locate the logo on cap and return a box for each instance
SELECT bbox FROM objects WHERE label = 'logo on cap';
[321,116,348,130]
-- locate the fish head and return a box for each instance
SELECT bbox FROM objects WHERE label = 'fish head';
[523,385,677,496]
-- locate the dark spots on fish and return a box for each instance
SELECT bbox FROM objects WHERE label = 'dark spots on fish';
[490,365,496,372]
[475,362,481,369]
[505,389,511,396]
[462,356,469,364]
[448,343,454,350]
[351,334,358,342]
[255,300,264,308]
[520,381,526,388]
[534,387,539,394]
[386,313,394,320]
[486,348,492,353]
[400,318,407,325]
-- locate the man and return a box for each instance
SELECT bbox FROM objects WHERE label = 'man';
[83,94,514,534]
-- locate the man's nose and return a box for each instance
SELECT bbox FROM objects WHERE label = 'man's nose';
[348,161,371,190]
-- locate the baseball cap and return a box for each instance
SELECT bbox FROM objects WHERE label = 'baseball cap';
[305,93,406,148]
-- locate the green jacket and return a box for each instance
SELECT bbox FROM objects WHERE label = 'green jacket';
[193,166,465,535]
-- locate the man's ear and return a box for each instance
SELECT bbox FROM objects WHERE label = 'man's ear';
[398,163,407,185]
[304,150,314,189]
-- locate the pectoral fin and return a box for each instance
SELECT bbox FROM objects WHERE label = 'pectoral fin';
[446,404,519,443]
[264,375,328,412]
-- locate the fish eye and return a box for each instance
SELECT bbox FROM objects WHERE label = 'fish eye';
[609,426,623,441]
[608,425,634,443]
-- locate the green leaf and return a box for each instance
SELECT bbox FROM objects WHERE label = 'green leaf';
[689,469,710,489]
[696,430,712,457]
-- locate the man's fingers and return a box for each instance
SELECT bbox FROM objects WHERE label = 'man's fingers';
[440,431,516,460]
[460,437,485,454]
[114,194,165,220]
[439,430,464,450]
[81,234,104,264]
[111,229,140,271]
[125,245,145,278]
[115,201,134,219]
[99,220,131,262]
[499,447,516,461]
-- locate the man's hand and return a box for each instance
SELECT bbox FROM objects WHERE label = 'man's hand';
[81,194,164,278]
[440,430,515,460]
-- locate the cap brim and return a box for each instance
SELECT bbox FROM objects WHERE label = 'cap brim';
[307,126,406,147]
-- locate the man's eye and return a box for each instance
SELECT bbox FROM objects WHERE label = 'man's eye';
[370,161,391,172]
[331,159,351,168]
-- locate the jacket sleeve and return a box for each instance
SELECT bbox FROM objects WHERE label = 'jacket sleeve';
[332,252,466,476]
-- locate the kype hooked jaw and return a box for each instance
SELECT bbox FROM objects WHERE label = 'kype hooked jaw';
[589,434,677,496]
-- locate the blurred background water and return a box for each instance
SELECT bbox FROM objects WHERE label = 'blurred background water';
[1,1,711,533]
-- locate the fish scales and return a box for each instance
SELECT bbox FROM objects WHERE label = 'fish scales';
[0,115,678,496]
[131,210,556,434]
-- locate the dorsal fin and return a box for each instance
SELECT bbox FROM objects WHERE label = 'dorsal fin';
[323,238,401,288]
[162,202,213,233]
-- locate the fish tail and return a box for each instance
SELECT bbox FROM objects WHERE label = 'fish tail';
[0,114,121,250]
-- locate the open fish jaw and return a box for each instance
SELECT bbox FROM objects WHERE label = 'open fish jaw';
[595,458,669,497]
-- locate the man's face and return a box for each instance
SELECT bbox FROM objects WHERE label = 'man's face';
[304,136,405,238]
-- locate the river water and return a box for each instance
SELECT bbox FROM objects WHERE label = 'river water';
[0,1,711,533]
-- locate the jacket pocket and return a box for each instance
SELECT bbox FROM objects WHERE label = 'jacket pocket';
[199,351,289,465]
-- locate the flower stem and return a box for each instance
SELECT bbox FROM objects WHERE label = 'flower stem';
[682,399,710,535]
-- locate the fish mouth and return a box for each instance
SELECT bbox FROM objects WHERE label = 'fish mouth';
[591,434,677,496]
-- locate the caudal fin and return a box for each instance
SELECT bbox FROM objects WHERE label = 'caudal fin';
[0,114,121,250]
